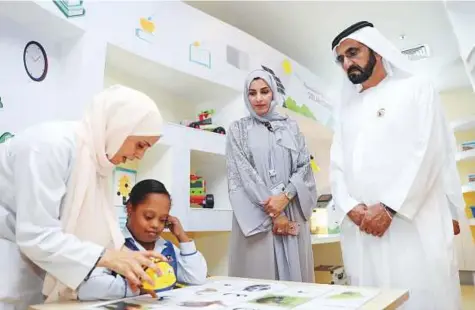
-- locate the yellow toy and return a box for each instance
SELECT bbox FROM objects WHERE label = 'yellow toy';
[142,259,177,292]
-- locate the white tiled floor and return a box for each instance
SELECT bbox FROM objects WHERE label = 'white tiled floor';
[462,286,475,309]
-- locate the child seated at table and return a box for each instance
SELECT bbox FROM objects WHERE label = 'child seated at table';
[77,179,208,301]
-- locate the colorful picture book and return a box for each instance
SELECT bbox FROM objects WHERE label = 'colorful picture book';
[83,278,380,310]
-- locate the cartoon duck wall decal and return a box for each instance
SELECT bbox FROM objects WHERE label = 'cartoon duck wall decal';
[135,15,157,43]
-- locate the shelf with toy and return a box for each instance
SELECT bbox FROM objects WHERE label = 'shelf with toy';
[456,148,475,163]
[189,150,230,211]
[177,110,227,155]
[104,44,239,119]
[104,44,232,156]
[158,122,226,155]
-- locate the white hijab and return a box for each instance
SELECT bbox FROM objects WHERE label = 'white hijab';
[43,84,163,301]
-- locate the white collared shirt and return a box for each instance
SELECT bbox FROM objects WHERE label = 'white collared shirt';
[77,227,207,301]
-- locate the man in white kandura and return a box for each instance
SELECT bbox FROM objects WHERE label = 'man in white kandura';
[330,21,463,309]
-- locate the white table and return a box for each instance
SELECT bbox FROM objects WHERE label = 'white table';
[29,276,409,310]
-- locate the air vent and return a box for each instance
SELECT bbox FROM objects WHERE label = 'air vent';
[401,44,430,61]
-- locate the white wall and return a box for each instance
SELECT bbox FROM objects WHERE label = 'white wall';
[0,16,63,134]
[445,3,475,91]
[103,66,195,123]
[0,15,107,135]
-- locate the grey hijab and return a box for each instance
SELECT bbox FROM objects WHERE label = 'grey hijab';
[244,69,288,122]
[244,69,296,152]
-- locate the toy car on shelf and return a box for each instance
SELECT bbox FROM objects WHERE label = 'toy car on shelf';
[190,174,214,209]
[181,110,226,135]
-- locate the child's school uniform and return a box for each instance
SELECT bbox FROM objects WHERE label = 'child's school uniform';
[76,227,207,301]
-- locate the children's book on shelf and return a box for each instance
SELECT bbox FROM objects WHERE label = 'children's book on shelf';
[82,278,380,310]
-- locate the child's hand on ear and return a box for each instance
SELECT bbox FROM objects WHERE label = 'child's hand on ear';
[168,216,191,243]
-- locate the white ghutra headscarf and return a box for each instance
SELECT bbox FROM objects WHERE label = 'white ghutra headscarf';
[332,21,464,220]
[331,22,414,108]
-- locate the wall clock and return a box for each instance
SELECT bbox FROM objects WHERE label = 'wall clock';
[23,41,48,82]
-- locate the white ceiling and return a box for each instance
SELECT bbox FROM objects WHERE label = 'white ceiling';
[186,0,471,94]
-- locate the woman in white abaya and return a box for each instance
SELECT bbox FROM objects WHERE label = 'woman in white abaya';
[0,85,166,310]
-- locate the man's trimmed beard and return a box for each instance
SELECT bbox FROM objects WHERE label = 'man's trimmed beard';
[347,50,377,84]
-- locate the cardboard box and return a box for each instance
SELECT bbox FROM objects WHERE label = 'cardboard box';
[314,265,346,285]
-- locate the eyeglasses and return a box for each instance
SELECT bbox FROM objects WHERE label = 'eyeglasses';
[335,47,362,65]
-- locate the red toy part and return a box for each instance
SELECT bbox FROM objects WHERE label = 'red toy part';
[198,111,211,121]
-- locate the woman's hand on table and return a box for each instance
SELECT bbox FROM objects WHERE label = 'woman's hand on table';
[263,193,290,218]
[97,249,167,291]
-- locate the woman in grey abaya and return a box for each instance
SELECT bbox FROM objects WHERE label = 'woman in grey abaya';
[225,69,317,282]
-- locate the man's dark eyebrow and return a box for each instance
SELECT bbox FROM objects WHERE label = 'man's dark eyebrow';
[345,46,359,53]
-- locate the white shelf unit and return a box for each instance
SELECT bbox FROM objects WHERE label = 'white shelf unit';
[456,149,475,163]
[1,1,337,235]
[311,234,340,245]
[462,183,475,194]
[451,116,475,132]
[103,43,239,232]
[0,1,84,41]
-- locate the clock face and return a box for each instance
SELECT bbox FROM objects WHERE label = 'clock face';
[23,41,48,82]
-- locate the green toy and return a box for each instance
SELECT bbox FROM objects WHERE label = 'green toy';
[190,174,214,208]
[183,110,226,135]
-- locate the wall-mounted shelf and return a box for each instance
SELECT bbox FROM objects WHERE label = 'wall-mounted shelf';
[463,183,475,194]
[451,116,475,132]
[311,234,340,245]
[456,149,475,163]
[1,1,336,234]
[0,1,84,40]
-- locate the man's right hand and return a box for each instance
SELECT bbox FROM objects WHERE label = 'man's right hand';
[347,204,368,226]
[272,214,290,235]
[97,249,167,291]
